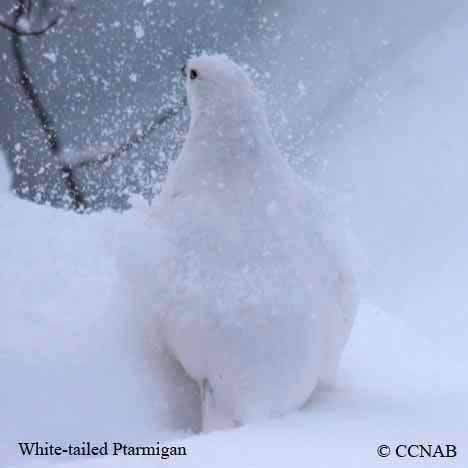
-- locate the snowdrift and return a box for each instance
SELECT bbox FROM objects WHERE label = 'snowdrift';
[0,177,182,467]
[8,304,467,468]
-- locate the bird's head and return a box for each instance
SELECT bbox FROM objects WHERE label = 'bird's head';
[181,54,260,127]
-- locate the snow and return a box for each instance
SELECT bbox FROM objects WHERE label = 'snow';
[7,305,467,468]
[43,53,57,64]
[16,17,32,33]
[2,9,468,468]
[134,23,145,40]
[0,150,10,192]
[61,145,113,166]
[0,189,182,467]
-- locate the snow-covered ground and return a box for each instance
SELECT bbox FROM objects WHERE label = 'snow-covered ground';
[4,296,466,468]
[2,8,468,468]
[0,162,184,466]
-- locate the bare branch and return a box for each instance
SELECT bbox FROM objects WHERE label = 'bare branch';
[4,0,184,211]
[0,1,73,37]
[0,15,61,36]
[9,0,85,211]
[74,98,187,171]
[12,35,60,152]
[24,0,32,16]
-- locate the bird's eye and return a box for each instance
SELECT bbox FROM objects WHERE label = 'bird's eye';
[190,69,198,80]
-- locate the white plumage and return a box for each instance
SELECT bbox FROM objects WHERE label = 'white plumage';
[147,54,357,431]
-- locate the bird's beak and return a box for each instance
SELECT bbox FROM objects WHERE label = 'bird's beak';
[181,64,187,77]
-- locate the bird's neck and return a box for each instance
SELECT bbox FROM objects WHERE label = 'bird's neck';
[189,97,274,158]
[162,97,284,205]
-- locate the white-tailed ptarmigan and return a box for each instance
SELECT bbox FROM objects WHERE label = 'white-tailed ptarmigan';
[152,54,357,431]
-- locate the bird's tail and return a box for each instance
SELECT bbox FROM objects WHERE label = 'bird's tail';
[319,267,359,388]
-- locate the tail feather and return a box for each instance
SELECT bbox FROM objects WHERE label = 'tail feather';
[319,268,358,387]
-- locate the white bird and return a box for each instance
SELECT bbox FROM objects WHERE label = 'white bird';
[150,54,357,431]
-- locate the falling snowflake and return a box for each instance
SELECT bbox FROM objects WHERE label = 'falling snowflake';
[134,23,145,40]
[43,52,57,64]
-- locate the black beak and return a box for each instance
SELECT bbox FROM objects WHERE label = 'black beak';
[181,64,187,77]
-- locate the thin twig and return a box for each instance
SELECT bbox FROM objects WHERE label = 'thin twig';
[74,98,187,171]
[11,22,60,151]
[0,0,73,37]
[24,0,32,16]
[0,13,62,36]
[8,0,85,211]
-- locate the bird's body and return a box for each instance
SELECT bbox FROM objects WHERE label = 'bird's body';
[152,55,357,430]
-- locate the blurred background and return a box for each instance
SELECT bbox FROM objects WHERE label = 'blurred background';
[1,0,466,376]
